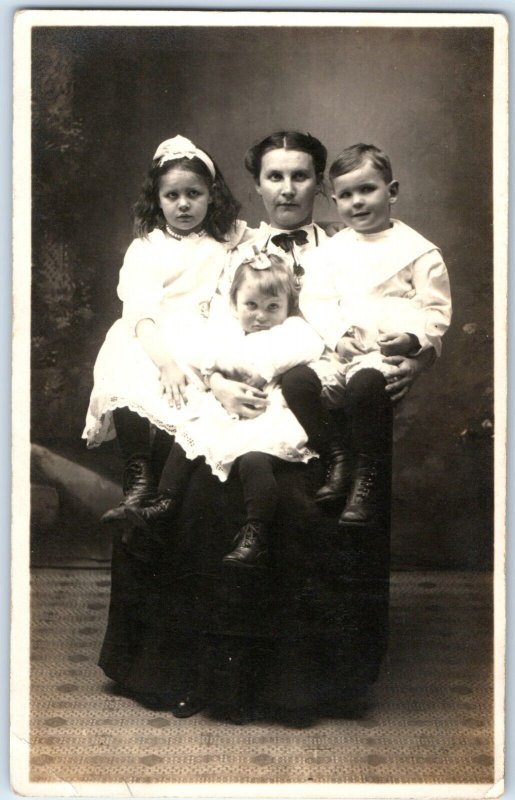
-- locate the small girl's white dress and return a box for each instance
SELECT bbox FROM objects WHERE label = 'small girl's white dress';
[173,315,325,481]
[82,225,247,447]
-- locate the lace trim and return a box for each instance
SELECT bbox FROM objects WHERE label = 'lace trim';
[174,428,318,483]
[84,397,319,482]
[83,396,178,447]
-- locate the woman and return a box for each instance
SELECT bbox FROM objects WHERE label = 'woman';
[98,132,429,725]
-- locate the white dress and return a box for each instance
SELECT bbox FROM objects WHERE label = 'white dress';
[82,225,246,447]
[300,219,452,391]
[173,316,325,481]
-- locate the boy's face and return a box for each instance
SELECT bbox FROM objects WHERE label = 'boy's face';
[331,160,398,234]
[235,279,289,333]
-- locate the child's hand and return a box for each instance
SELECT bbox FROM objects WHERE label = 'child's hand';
[239,369,267,390]
[159,361,189,409]
[209,373,268,418]
[335,335,367,361]
[378,333,419,356]
[217,363,267,390]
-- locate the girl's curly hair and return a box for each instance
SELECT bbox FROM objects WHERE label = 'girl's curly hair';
[133,154,240,241]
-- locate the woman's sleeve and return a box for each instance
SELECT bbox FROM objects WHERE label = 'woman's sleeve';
[409,250,452,357]
[117,238,164,334]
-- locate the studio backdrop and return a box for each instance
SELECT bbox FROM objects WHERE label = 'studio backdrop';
[30,22,494,569]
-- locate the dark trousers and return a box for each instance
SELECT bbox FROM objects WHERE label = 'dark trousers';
[338,368,392,457]
[280,364,328,452]
[280,365,393,459]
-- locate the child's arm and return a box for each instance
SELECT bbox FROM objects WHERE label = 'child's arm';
[135,318,189,409]
[235,318,325,382]
[403,250,452,357]
[208,372,268,418]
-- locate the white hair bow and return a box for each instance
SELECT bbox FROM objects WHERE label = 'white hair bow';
[153,135,216,179]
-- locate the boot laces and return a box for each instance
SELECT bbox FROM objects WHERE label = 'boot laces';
[240,522,261,547]
[123,461,141,493]
[353,465,378,502]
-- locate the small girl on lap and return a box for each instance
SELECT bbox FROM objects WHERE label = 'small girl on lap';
[128,253,324,568]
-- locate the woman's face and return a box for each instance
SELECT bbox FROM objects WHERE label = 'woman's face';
[255,148,320,230]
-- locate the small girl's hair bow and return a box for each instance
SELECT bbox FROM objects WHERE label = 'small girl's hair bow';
[241,244,274,271]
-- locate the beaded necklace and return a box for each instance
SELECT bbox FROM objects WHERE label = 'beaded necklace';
[165,224,206,240]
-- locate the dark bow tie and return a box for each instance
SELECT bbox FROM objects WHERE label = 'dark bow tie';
[271,230,309,252]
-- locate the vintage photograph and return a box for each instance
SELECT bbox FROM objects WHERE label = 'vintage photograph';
[11,9,507,797]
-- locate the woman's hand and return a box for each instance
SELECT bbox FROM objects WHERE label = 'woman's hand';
[209,372,268,418]
[382,354,428,403]
[159,360,189,409]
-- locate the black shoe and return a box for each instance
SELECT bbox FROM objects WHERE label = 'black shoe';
[171,694,206,719]
[101,456,157,523]
[315,441,354,507]
[338,455,384,527]
[124,491,178,536]
[222,521,269,568]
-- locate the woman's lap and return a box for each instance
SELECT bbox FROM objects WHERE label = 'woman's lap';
[99,451,391,714]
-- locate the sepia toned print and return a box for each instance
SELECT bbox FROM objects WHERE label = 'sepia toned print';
[11,9,507,798]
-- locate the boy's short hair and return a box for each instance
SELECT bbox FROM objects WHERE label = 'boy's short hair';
[329,143,393,184]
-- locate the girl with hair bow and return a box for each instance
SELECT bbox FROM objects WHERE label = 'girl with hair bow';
[82,135,245,523]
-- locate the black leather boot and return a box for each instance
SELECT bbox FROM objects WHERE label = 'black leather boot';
[338,454,384,527]
[124,490,178,535]
[101,456,157,523]
[223,521,269,568]
[315,440,354,507]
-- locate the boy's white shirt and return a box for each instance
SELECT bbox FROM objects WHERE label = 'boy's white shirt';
[187,315,325,385]
[300,219,452,356]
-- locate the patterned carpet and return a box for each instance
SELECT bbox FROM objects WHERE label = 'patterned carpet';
[26,569,495,789]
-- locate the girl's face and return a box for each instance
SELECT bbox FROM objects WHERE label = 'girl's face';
[255,148,320,230]
[158,167,211,235]
[331,160,399,234]
[235,279,289,333]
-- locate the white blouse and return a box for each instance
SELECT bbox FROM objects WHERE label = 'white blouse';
[300,219,452,356]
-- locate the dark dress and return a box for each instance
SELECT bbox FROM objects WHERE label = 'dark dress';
[98,444,391,722]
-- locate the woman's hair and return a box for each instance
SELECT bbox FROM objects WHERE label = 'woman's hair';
[329,143,393,184]
[133,154,240,241]
[230,254,299,316]
[244,131,327,181]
